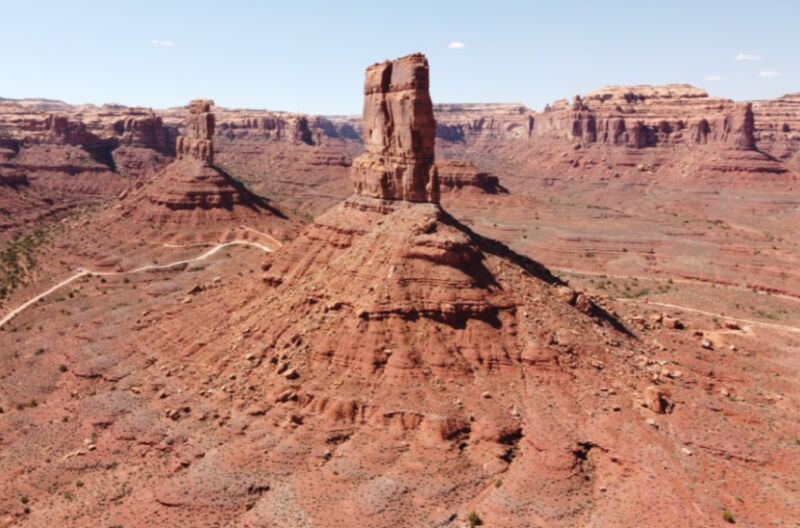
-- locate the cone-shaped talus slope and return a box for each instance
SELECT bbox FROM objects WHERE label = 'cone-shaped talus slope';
[114,99,290,242]
[122,157,285,227]
[259,194,624,377]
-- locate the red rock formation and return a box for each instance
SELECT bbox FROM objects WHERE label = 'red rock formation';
[351,53,439,203]
[43,114,103,146]
[432,85,795,187]
[112,108,168,152]
[435,103,533,143]
[531,85,758,149]
[753,93,800,170]
[117,100,291,242]
[176,99,215,165]
[436,159,504,194]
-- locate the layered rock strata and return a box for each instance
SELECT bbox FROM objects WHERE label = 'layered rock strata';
[116,100,288,241]
[351,53,439,203]
[435,159,504,194]
[753,93,800,170]
[176,99,215,164]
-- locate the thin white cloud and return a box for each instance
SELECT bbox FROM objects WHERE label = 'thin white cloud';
[758,70,781,78]
[151,39,175,48]
[734,53,760,61]
[448,41,465,50]
[705,74,722,81]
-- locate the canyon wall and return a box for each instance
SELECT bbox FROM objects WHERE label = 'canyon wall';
[753,93,800,170]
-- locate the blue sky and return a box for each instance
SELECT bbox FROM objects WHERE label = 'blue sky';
[1,0,797,114]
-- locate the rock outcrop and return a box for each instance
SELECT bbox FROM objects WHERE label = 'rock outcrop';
[432,84,794,186]
[176,99,215,165]
[753,93,800,170]
[117,100,290,242]
[112,108,169,152]
[531,85,758,149]
[261,52,615,376]
[435,103,533,143]
[435,159,505,194]
[351,53,439,203]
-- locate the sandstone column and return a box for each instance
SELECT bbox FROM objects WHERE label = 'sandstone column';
[176,99,215,165]
[351,53,439,203]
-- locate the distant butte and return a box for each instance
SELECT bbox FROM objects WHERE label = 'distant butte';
[112,100,292,243]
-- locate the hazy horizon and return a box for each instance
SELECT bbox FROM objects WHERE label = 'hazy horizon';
[2,0,797,114]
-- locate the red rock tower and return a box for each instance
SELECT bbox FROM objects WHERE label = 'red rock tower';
[351,53,439,203]
[723,102,756,151]
[116,98,289,242]
[176,99,215,165]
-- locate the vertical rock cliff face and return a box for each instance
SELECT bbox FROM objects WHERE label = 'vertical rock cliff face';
[176,99,215,165]
[719,103,756,150]
[112,109,169,153]
[351,53,439,203]
[433,85,794,186]
[753,93,800,169]
[530,86,758,150]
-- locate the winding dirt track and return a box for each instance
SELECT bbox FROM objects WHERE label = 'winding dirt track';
[552,266,800,303]
[0,240,272,329]
[619,298,800,335]
[4,240,798,337]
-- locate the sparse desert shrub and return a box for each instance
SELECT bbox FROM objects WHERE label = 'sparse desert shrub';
[467,511,483,527]
[722,511,735,524]
[0,228,49,302]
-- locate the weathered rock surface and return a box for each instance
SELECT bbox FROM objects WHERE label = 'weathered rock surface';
[351,53,439,203]
[116,100,291,243]
[434,85,794,187]
[435,103,534,142]
[532,85,757,150]
[753,93,800,171]
[436,159,505,194]
[112,108,170,152]
[176,99,215,165]
[1,57,799,528]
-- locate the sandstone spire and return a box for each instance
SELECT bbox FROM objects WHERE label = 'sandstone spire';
[351,53,439,203]
[724,102,756,150]
[176,99,215,165]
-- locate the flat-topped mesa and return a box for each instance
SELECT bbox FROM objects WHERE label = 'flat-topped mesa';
[176,99,215,165]
[351,53,439,203]
[533,84,759,151]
